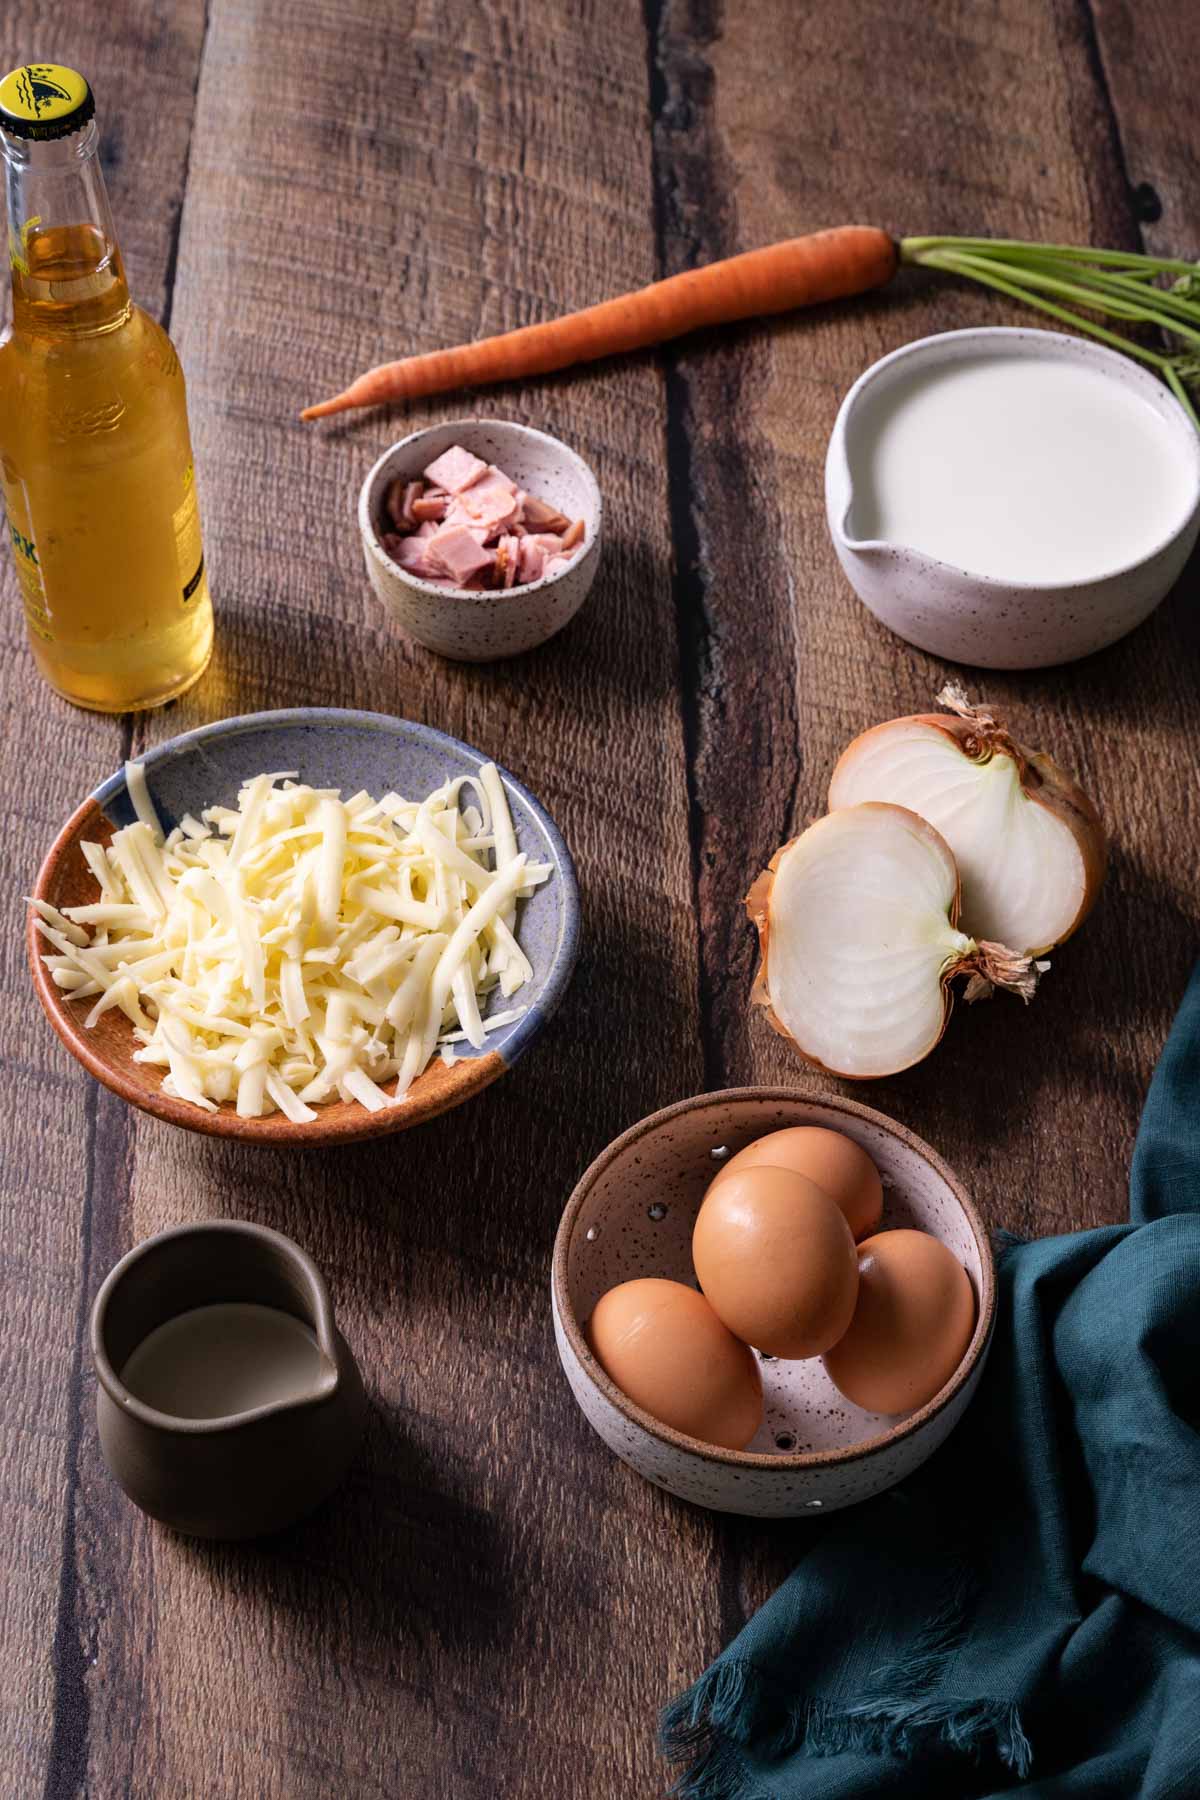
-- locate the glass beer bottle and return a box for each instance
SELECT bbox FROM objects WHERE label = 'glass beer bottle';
[0,63,213,711]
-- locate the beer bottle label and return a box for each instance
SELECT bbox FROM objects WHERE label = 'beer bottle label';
[2,493,52,640]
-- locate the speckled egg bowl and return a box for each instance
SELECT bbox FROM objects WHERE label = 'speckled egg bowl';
[359,419,602,662]
[29,708,579,1146]
[552,1089,995,1517]
[826,326,1200,669]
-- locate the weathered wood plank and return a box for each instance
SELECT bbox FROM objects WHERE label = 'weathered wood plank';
[653,0,1200,1632]
[63,2,709,1796]
[656,0,1198,1236]
[8,3,1200,1793]
[0,16,207,1797]
[1091,0,1200,258]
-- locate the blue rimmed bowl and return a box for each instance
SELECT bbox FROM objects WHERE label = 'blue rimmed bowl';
[28,708,579,1145]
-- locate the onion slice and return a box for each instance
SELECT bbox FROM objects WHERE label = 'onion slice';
[828,686,1106,956]
[746,803,1040,1080]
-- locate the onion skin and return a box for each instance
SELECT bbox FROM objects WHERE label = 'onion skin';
[745,803,1038,1081]
[829,686,1108,954]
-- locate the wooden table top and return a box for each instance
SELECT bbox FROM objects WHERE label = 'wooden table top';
[3,3,1198,1795]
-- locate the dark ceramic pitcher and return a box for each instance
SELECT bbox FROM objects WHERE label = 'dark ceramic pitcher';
[91,1220,366,1539]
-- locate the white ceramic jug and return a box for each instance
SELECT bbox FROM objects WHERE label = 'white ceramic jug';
[825,326,1200,670]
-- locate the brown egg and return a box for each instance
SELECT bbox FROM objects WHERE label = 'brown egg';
[692,1167,859,1359]
[585,1278,763,1450]
[713,1127,883,1241]
[823,1229,976,1416]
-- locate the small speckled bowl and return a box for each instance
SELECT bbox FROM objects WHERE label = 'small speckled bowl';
[359,420,602,662]
[826,327,1200,669]
[552,1089,995,1517]
[29,708,578,1145]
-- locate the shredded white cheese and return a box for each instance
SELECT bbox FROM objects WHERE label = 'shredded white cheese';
[124,759,164,840]
[36,764,550,1119]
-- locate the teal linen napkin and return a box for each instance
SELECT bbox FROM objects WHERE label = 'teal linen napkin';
[662,963,1200,1798]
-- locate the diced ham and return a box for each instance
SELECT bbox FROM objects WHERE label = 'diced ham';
[385,478,423,530]
[424,525,495,586]
[422,445,488,493]
[484,463,517,496]
[492,535,522,589]
[385,533,439,578]
[449,472,520,535]
[440,508,492,543]
[518,538,547,584]
[520,492,570,533]
[380,444,581,596]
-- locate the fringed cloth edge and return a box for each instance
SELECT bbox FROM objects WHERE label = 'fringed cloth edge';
[660,1659,1031,1800]
[660,1550,1032,1799]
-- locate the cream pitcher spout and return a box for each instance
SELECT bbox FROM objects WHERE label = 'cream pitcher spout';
[824,363,907,559]
[91,1219,366,1539]
[825,428,890,557]
[823,326,1200,669]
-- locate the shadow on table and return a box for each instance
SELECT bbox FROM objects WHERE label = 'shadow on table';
[198,518,676,720]
[144,892,702,1669]
[1061,557,1200,729]
[170,1388,523,1663]
[173,882,701,1280]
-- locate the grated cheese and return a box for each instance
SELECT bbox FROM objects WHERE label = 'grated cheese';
[36,764,551,1119]
[124,759,164,840]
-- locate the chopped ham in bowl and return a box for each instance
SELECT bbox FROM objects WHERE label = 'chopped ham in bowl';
[421,444,489,493]
[360,420,602,660]
[380,445,587,592]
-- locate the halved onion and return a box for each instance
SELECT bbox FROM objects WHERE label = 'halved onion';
[746,803,1039,1080]
[828,686,1106,955]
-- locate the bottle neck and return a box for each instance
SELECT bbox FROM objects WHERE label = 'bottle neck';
[2,119,131,335]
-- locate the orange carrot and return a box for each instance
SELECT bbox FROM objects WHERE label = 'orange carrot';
[301,226,897,420]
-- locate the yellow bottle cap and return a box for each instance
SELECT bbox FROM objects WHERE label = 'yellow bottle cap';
[0,64,94,142]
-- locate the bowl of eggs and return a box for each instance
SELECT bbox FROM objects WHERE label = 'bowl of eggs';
[551,1089,995,1516]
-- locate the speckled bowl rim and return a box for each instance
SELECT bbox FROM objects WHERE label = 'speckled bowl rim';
[832,325,1200,591]
[552,1088,997,1471]
[28,706,580,1145]
[358,418,603,602]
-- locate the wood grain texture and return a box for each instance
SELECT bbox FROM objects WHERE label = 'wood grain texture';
[656,0,1200,1236]
[0,9,207,1796]
[4,1,1200,1795]
[47,2,709,1797]
[653,0,1200,1634]
[1091,0,1200,253]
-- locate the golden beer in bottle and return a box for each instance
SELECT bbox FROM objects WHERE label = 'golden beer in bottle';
[0,63,213,711]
